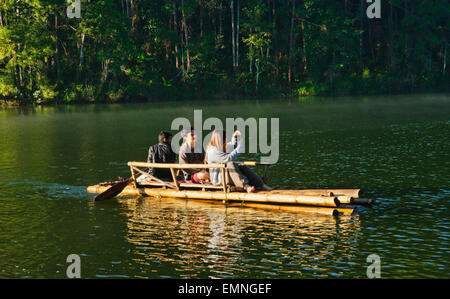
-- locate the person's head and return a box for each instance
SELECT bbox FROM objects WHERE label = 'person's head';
[208,130,227,152]
[158,131,172,144]
[181,127,196,148]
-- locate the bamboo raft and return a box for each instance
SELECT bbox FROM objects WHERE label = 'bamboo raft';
[87,161,373,216]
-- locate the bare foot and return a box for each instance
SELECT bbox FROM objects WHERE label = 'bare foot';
[245,185,255,193]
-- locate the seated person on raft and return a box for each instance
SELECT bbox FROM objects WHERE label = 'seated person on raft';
[205,130,273,193]
[137,131,176,183]
[179,128,210,184]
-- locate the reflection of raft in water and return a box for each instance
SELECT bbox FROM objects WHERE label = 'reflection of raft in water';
[87,161,373,216]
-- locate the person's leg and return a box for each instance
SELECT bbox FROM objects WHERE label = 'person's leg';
[192,171,210,183]
[191,172,201,183]
[237,165,264,187]
[238,165,273,190]
[196,170,210,181]
[225,161,248,189]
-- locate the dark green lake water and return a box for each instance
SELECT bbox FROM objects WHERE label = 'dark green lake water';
[0,94,449,278]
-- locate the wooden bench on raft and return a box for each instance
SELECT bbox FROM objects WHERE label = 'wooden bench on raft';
[127,161,272,194]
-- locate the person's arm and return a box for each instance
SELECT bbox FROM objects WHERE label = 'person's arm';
[210,143,242,163]
[147,146,155,174]
[226,131,241,153]
[147,146,154,163]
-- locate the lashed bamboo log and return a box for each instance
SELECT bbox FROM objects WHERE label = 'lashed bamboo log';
[336,196,372,205]
[299,189,360,198]
[87,185,357,216]
[268,190,335,197]
[88,185,341,207]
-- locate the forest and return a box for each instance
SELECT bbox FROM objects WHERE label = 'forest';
[0,0,448,104]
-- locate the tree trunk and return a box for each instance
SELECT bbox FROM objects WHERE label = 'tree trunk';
[200,7,204,38]
[444,42,447,76]
[404,0,409,61]
[359,0,364,73]
[231,0,236,69]
[236,0,239,68]
[249,27,253,73]
[330,49,335,92]
[18,65,23,87]
[173,2,179,70]
[181,0,190,72]
[388,3,393,69]
[272,0,278,75]
[219,4,222,36]
[98,59,110,98]
[301,20,307,75]
[80,33,85,67]
[368,20,375,64]
[288,0,295,83]
[29,67,33,91]
[256,61,260,93]
[130,0,139,34]
[55,12,61,80]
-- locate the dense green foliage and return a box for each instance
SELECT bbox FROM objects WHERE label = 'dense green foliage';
[0,0,448,103]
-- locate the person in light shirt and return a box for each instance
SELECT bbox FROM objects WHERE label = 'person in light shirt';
[205,130,272,193]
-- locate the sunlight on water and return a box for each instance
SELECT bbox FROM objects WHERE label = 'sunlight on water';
[117,197,362,278]
[0,94,449,278]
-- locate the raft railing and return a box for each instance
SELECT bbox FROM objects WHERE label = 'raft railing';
[127,161,272,194]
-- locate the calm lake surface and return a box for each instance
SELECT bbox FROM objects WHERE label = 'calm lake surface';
[0,94,449,278]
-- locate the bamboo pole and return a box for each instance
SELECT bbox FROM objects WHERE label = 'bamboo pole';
[296,189,360,198]
[221,167,227,194]
[131,165,176,189]
[336,196,373,205]
[170,168,179,190]
[267,190,335,197]
[128,161,225,169]
[88,185,340,207]
[129,165,137,188]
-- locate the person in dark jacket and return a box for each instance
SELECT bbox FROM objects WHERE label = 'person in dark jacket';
[179,128,210,183]
[147,131,176,180]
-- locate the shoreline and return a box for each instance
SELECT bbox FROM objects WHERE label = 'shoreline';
[2,90,449,109]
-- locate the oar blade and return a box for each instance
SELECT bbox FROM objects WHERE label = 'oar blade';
[94,178,132,202]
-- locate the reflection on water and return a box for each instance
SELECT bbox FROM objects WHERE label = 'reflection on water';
[119,197,361,278]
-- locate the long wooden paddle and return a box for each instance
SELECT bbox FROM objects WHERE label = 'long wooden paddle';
[93,177,134,202]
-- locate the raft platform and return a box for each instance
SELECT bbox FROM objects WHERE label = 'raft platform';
[87,161,373,216]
